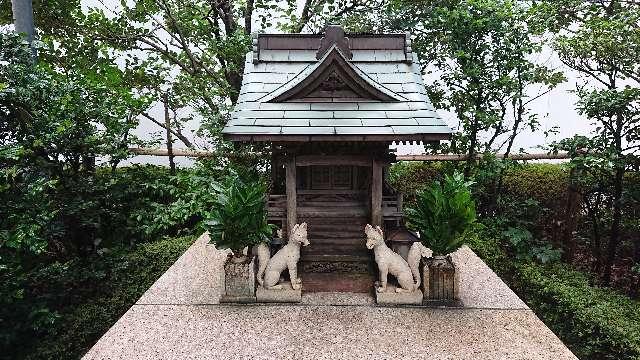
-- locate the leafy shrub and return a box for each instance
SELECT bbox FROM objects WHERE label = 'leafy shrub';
[513,262,640,359]
[205,174,273,257]
[466,227,640,360]
[501,163,570,205]
[0,32,148,258]
[500,226,562,264]
[406,172,477,255]
[1,235,195,360]
[126,164,229,241]
[464,228,508,271]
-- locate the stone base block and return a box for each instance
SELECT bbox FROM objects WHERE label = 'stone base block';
[220,294,256,303]
[422,299,463,308]
[221,256,256,303]
[256,281,301,303]
[375,284,423,305]
[422,256,458,306]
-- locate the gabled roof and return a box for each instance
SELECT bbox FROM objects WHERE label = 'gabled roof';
[222,25,451,142]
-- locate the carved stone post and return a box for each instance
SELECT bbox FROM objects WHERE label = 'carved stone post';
[422,255,458,306]
[221,256,256,303]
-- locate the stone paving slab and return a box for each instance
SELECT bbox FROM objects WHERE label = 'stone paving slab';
[450,247,528,309]
[84,233,577,359]
[136,234,227,305]
[83,305,576,360]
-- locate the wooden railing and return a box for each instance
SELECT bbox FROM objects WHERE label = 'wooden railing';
[267,194,286,222]
[270,193,403,219]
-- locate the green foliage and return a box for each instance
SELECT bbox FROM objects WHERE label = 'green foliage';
[128,163,234,241]
[501,163,570,207]
[537,0,640,282]
[513,262,640,359]
[0,32,147,257]
[388,161,446,198]
[384,0,564,162]
[1,235,195,360]
[205,174,273,255]
[501,226,562,264]
[406,172,477,255]
[463,227,506,270]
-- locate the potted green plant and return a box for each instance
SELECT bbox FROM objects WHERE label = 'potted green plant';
[205,174,274,303]
[406,172,476,305]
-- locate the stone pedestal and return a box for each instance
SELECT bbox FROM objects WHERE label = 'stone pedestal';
[256,281,301,303]
[422,255,459,306]
[220,256,256,303]
[375,284,423,305]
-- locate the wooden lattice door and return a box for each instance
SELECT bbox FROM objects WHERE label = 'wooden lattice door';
[310,165,353,190]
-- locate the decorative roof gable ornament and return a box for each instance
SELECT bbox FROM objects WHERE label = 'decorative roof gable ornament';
[316,25,352,60]
[266,45,401,102]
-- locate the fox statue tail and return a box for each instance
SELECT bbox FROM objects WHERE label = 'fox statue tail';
[255,242,271,286]
[407,242,431,289]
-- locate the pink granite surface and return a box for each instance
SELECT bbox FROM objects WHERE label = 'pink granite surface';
[82,233,577,359]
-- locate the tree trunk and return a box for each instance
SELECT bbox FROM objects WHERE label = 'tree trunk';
[562,167,581,263]
[603,111,626,284]
[603,166,624,284]
[11,0,36,56]
[464,122,478,179]
[585,195,603,274]
[634,232,640,264]
[163,95,176,175]
[464,87,484,179]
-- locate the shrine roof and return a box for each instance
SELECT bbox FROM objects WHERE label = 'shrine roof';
[222,26,452,142]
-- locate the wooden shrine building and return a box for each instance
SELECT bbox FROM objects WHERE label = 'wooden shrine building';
[222,25,451,291]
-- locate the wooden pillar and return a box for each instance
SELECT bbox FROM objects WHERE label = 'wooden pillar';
[371,159,382,227]
[285,155,297,236]
[269,145,276,187]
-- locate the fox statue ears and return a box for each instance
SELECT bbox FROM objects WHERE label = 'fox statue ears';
[365,224,384,236]
[291,222,307,234]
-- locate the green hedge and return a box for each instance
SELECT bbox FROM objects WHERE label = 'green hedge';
[2,235,195,360]
[389,161,571,210]
[390,161,573,241]
[512,263,640,360]
[502,163,570,212]
[465,231,640,360]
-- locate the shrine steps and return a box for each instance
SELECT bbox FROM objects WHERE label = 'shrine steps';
[298,211,375,293]
[301,272,374,293]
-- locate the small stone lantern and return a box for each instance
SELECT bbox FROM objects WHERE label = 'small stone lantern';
[386,227,420,261]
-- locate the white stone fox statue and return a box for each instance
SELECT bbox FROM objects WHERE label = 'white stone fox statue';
[256,223,309,290]
[365,224,425,293]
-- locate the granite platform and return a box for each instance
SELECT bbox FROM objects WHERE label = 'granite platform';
[82,233,577,360]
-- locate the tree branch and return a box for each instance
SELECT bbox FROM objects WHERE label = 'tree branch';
[140,111,194,148]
